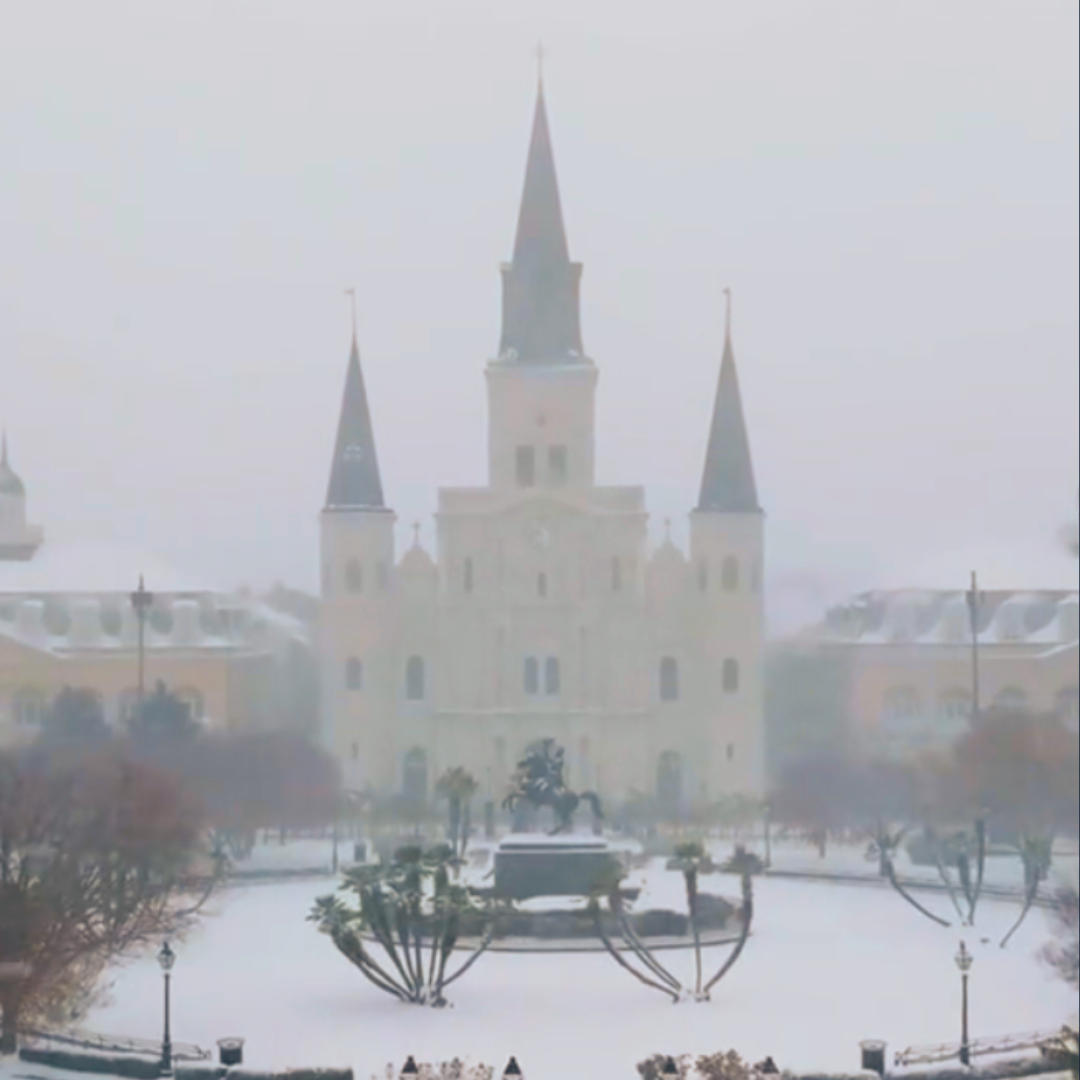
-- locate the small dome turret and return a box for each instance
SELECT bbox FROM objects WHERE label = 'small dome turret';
[0,433,25,496]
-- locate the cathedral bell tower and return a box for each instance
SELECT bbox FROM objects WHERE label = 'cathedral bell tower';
[319,332,396,784]
[487,82,597,494]
[689,292,766,796]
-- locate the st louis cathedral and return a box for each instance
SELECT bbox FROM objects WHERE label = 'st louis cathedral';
[318,85,765,811]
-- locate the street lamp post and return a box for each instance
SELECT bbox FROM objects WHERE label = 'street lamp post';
[965,572,983,723]
[955,940,974,1066]
[157,941,175,1077]
[130,576,154,714]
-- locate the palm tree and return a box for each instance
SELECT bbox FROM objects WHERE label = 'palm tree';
[589,845,755,1004]
[309,843,493,1007]
[435,767,479,860]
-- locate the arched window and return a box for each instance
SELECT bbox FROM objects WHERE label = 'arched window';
[611,558,622,593]
[938,689,972,722]
[722,658,740,693]
[345,657,363,691]
[659,657,680,702]
[1056,686,1079,729]
[345,558,363,594]
[657,750,682,815]
[13,688,46,727]
[697,562,708,593]
[403,747,428,803]
[405,656,426,701]
[993,686,1028,714]
[118,688,140,724]
[721,556,739,592]
[883,687,920,723]
[544,657,561,696]
[176,687,205,721]
[523,656,539,696]
[537,572,548,599]
[463,558,474,594]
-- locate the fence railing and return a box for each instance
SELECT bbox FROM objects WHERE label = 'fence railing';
[22,1024,211,1061]
[895,1028,1065,1067]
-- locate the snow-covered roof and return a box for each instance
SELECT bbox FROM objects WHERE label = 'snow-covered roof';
[819,588,1079,648]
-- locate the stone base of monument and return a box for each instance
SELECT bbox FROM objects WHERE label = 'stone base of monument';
[494,834,620,900]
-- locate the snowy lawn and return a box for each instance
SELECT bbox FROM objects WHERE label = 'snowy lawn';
[84,873,1077,1078]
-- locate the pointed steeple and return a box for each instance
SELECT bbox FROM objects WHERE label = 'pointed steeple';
[498,83,584,364]
[697,293,760,513]
[324,334,387,511]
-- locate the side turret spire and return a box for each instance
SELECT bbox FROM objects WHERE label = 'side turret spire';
[324,333,387,511]
[697,290,760,514]
[498,82,584,364]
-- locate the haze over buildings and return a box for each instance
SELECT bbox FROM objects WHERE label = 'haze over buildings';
[1,2,1077,633]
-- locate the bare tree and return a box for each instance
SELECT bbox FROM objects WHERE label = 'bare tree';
[0,744,215,1049]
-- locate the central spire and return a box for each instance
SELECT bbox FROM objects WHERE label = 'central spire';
[498,83,584,364]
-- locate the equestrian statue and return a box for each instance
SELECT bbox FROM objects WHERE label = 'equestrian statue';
[502,738,604,835]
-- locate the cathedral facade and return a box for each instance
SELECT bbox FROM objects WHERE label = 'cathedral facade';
[319,87,765,811]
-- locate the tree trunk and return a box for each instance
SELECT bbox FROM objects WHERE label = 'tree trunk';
[0,990,20,1053]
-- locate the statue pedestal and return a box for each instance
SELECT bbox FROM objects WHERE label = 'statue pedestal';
[494,834,618,900]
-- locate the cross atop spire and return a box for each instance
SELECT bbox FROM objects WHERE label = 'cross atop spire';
[498,81,584,364]
[697,289,761,514]
[324,333,387,512]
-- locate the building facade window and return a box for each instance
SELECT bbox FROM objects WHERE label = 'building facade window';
[377,561,388,589]
[1056,686,1079,729]
[548,445,568,486]
[13,687,46,727]
[405,656,426,701]
[697,562,708,593]
[345,657,363,691]
[611,557,622,593]
[515,446,536,487]
[726,742,735,763]
[345,558,363,594]
[463,557,474,594]
[721,556,739,592]
[523,656,540,696]
[537,572,548,599]
[350,742,359,761]
[994,686,1028,713]
[176,687,205,721]
[321,561,333,597]
[544,657,561,696]
[938,690,972,721]
[722,658,740,693]
[883,686,921,723]
[659,657,680,702]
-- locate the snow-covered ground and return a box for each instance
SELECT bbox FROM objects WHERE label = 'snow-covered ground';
[80,867,1077,1078]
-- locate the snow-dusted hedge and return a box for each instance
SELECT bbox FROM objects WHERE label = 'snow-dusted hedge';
[18,1048,354,1080]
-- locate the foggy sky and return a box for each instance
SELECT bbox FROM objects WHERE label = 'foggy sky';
[2,0,1078,630]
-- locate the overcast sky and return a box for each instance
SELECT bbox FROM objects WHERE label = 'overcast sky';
[2,0,1077,629]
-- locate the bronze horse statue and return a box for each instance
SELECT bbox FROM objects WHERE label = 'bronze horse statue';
[502,739,603,835]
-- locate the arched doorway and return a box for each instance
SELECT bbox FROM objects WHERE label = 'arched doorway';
[656,750,683,816]
[402,747,428,805]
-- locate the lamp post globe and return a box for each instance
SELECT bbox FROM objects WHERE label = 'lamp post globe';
[157,941,175,1076]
